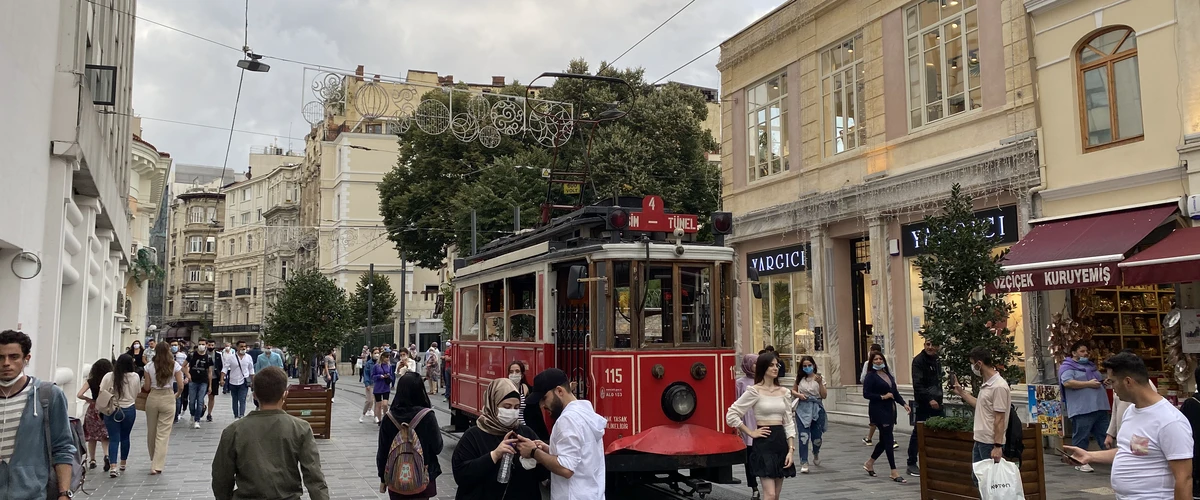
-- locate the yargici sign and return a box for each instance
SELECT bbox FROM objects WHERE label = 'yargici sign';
[746,244,811,277]
[986,262,1119,293]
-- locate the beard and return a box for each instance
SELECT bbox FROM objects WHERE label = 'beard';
[549,393,566,420]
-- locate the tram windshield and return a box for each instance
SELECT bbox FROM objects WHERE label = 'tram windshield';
[607,260,731,350]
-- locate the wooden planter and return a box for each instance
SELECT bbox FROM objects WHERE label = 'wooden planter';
[916,423,1046,499]
[284,384,334,439]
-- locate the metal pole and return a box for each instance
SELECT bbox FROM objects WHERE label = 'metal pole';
[471,210,477,255]
[365,263,374,349]
[399,253,408,347]
[514,205,521,232]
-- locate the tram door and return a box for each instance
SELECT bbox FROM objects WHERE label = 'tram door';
[555,263,590,400]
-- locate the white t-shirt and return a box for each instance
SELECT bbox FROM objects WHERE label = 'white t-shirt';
[144,361,182,390]
[1110,398,1193,499]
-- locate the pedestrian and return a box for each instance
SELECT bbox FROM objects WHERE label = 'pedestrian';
[907,340,943,476]
[443,341,454,398]
[424,343,441,395]
[126,341,145,377]
[322,348,339,402]
[377,372,443,499]
[523,368,607,500]
[860,343,883,447]
[187,341,214,429]
[144,339,157,366]
[456,378,548,500]
[360,349,379,423]
[507,361,531,426]
[99,353,139,477]
[171,340,189,423]
[726,352,795,500]
[372,352,395,424]
[213,366,329,500]
[734,353,760,499]
[356,346,367,378]
[0,330,78,500]
[951,346,1011,487]
[1059,340,1111,473]
[206,339,220,422]
[1065,352,1193,499]
[222,340,255,419]
[1176,365,1200,497]
[248,342,264,366]
[791,356,827,475]
[862,352,910,484]
[76,358,112,472]
[396,348,417,379]
[143,341,184,475]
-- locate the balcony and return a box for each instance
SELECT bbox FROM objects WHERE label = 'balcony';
[235,287,252,296]
[218,290,232,298]
[210,324,261,334]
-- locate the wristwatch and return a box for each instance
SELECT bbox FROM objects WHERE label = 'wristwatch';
[59,491,73,499]
[993,443,1003,448]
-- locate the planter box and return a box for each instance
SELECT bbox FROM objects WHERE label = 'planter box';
[916,423,1046,499]
[284,384,333,439]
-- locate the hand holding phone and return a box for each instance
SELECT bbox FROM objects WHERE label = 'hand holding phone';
[1058,446,1086,465]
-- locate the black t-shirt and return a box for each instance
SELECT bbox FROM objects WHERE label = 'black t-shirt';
[188,353,213,381]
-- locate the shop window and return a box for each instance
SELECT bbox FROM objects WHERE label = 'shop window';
[904,0,981,128]
[1074,284,1174,372]
[821,33,866,156]
[642,265,675,345]
[751,272,813,372]
[746,71,789,181]
[1077,27,1142,150]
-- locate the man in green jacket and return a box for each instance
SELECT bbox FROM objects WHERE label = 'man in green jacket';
[212,366,328,500]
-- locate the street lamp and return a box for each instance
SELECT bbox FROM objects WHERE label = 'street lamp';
[236,50,270,73]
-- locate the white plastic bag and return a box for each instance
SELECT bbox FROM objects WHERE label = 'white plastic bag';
[973,459,1024,500]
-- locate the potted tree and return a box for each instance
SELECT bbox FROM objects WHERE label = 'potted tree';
[913,185,1046,499]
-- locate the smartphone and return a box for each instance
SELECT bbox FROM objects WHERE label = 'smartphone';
[1055,447,1083,465]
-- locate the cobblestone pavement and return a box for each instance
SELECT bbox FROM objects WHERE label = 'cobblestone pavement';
[82,382,1116,499]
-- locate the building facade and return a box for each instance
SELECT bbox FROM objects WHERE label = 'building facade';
[164,190,223,341]
[124,120,171,349]
[0,0,137,398]
[718,0,1040,415]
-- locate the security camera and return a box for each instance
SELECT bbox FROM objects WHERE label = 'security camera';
[674,244,685,256]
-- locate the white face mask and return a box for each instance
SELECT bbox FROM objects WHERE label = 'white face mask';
[971,363,982,377]
[497,407,520,427]
[0,374,23,387]
[198,346,207,354]
[508,374,523,386]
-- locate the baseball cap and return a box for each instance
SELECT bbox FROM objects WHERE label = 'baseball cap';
[529,368,569,406]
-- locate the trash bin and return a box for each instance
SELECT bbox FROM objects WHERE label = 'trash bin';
[284,384,333,439]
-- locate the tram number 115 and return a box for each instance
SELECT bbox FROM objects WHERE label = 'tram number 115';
[604,368,623,384]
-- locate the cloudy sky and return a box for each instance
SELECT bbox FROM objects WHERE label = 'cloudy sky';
[131,0,781,168]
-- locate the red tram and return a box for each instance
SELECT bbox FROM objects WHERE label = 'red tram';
[448,195,746,493]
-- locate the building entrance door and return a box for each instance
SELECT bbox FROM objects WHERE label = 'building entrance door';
[850,238,874,371]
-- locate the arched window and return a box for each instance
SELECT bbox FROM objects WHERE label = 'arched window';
[1078,27,1143,149]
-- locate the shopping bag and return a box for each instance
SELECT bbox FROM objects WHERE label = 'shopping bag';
[973,459,1024,500]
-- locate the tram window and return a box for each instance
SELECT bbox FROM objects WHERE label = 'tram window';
[612,262,632,348]
[510,313,536,342]
[482,280,504,313]
[508,274,537,311]
[680,266,713,344]
[460,287,480,341]
[642,265,674,344]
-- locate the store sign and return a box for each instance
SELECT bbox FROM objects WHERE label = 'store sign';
[747,244,811,277]
[901,206,1019,256]
[986,262,1119,293]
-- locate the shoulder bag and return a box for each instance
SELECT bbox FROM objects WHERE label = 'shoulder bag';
[95,376,118,416]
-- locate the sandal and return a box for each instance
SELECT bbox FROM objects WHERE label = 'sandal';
[891,476,908,483]
[149,470,162,475]
[863,465,876,477]
[109,470,120,478]
[103,456,111,472]
[89,459,96,470]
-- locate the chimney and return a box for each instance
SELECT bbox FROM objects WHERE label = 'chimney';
[373,74,381,82]
[438,75,454,86]
[492,76,505,87]
[355,65,364,82]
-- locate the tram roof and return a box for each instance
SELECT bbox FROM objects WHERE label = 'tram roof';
[466,196,649,263]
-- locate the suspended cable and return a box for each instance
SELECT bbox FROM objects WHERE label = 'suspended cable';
[650,44,720,85]
[603,0,698,71]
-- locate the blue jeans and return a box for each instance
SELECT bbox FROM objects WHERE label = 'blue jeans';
[188,382,208,422]
[1070,410,1110,450]
[971,441,995,486]
[228,383,248,418]
[104,406,136,461]
[796,409,826,464]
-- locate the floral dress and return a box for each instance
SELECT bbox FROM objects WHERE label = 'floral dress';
[83,381,109,442]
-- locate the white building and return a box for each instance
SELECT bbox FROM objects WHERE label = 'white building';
[0,0,137,395]
[124,119,171,349]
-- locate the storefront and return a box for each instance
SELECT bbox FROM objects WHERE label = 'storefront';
[746,243,814,372]
[902,205,1030,381]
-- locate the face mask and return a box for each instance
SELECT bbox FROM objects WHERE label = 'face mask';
[239,349,247,355]
[0,374,23,387]
[497,408,520,427]
[508,374,523,386]
[133,344,140,349]
[971,363,982,377]
[171,346,178,353]
[872,363,885,371]
[373,354,380,360]
[1078,356,1089,364]
[198,346,206,354]
[802,366,814,375]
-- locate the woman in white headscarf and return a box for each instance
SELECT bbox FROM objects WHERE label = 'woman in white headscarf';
[424,342,441,394]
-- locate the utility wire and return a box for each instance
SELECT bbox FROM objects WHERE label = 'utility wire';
[100,111,308,141]
[651,44,720,85]
[218,0,251,183]
[83,0,242,52]
[603,0,698,71]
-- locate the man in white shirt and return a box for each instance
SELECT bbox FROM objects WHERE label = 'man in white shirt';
[952,346,1011,487]
[518,368,607,500]
[1066,352,1193,500]
[221,340,256,419]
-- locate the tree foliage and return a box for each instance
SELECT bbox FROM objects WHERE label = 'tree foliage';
[348,272,398,329]
[914,184,1021,395]
[127,248,165,287]
[262,268,355,377]
[378,59,721,269]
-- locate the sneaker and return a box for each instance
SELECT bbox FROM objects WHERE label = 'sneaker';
[906,464,920,477]
[359,414,364,423]
[206,415,212,422]
[331,398,335,403]
[103,456,111,472]
[193,422,200,429]
[812,456,821,467]
[751,490,760,500]
[862,438,872,446]
[800,464,809,474]
[374,416,380,424]
[893,442,900,450]
[1076,464,1095,473]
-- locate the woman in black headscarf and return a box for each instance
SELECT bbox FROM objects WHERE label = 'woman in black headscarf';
[377,372,443,499]
[452,378,548,500]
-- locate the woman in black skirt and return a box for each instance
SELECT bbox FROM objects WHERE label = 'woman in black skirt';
[862,352,911,484]
[726,352,796,500]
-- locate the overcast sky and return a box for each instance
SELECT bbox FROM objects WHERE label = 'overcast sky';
[131,0,780,169]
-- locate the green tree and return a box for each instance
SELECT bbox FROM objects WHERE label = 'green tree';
[914,184,1021,395]
[348,272,398,329]
[127,248,165,287]
[262,268,355,381]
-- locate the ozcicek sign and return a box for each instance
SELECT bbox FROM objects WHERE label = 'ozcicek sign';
[747,244,811,277]
[900,205,1019,256]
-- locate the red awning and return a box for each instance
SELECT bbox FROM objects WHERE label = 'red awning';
[1119,227,1200,285]
[988,204,1178,293]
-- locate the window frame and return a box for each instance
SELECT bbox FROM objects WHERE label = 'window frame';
[745,71,790,183]
[1076,26,1143,152]
[903,0,982,130]
[188,207,204,224]
[605,260,722,350]
[820,33,867,157]
[188,236,202,253]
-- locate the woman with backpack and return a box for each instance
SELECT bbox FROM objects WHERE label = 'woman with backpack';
[76,358,112,472]
[377,372,443,499]
[451,377,548,500]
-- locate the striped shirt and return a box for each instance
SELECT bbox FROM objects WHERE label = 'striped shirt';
[518,387,527,426]
[0,380,31,463]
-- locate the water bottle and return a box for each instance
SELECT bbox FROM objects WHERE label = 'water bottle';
[497,452,513,484]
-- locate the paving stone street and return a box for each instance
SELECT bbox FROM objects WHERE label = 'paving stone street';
[83,381,1117,500]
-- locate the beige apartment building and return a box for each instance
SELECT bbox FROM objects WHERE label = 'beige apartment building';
[163,190,223,340]
[212,147,304,343]
[719,0,1041,421]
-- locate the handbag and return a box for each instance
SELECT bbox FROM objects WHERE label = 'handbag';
[134,387,149,412]
[95,377,118,416]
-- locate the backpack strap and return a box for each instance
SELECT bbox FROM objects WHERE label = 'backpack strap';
[38,381,58,488]
[385,412,403,430]
[409,408,432,427]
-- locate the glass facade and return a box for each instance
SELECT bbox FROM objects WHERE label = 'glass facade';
[750,271,813,373]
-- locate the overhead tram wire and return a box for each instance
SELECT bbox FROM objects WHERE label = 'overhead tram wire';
[651,44,720,86]
[83,0,243,53]
[602,0,698,72]
[98,110,307,142]
[218,0,251,183]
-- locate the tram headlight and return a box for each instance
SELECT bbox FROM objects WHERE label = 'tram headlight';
[661,382,697,422]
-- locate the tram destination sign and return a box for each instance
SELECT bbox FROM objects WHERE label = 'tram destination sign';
[627,195,699,233]
[900,205,1019,256]
[747,244,811,277]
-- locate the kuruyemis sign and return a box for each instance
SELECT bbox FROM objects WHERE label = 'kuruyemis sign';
[986,262,1119,293]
